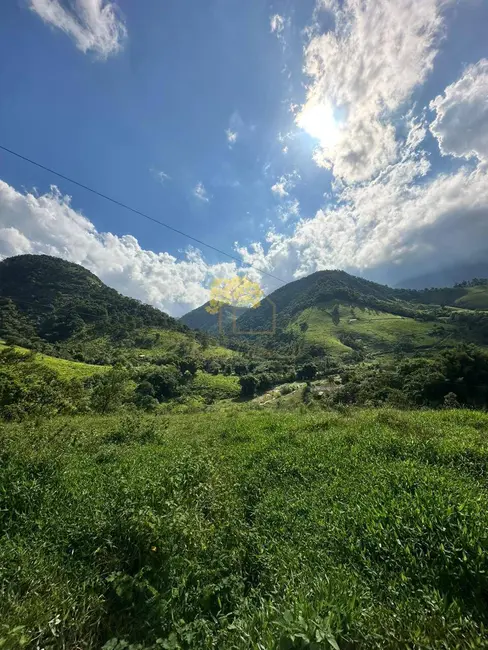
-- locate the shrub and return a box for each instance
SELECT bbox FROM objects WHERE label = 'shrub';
[90,367,131,414]
[239,374,259,397]
[297,363,317,381]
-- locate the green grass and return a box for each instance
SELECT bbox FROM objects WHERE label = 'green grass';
[0,341,109,380]
[290,305,450,358]
[191,369,240,400]
[201,345,239,360]
[2,407,488,648]
[455,286,488,310]
[121,329,240,363]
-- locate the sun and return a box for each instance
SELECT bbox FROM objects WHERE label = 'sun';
[296,101,340,148]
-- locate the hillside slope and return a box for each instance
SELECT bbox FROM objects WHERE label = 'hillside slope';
[0,254,184,344]
[3,408,488,648]
[0,255,237,367]
[229,270,488,359]
[180,301,248,333]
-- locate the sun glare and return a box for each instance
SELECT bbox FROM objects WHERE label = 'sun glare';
[297,101,340,147]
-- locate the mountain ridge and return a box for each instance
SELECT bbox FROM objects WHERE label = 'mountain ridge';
[2,255,488,366]
[181,269,488,334]
[0,254,185,342]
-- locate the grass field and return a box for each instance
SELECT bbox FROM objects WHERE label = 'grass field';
[0,341,109,380]
[289,305,450,358]
[117,329,241,363]
[2,407,488,648]
[191,369,240,400]
[455,286,488,310]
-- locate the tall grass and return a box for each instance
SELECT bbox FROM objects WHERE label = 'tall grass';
[1,408,488,648]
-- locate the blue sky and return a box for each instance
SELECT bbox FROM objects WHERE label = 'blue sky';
[1,0,488,315]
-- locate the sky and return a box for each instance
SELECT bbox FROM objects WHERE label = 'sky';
[1,0,488,316]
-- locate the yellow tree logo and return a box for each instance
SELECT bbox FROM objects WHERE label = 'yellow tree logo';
[206,276,264,332]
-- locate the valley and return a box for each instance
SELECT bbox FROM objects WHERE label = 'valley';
[2,254,488,648]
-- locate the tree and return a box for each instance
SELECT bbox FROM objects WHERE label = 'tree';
[257,373,273,392]
[331,305,340,326]
[297,363,317,381]
[90,367,130,414]
[179,357,199,376]
[300,322,309,333]
[239,374,258,397]
[443,392,460,409]
[144,366,183,401]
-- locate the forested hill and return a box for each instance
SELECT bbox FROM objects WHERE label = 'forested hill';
[179,270,488,335]
[180,301,248,333]
[229,270,488,334]
[0,254,186,345]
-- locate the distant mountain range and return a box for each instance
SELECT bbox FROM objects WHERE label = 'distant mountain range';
[396,262,488,290]
[180,302,248,334]
[180,268,488,360]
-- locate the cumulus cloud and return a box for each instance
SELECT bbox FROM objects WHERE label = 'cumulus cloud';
[430,59,488,162]
[271,181,289,198]
[297,0,447,182]
[0,180,238,316]
[193,182,209,202]
[29,0,126,58]
[238,152,488,291]
[277,199,300,223]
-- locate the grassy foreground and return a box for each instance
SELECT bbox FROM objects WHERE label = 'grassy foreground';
[2,409,488,649]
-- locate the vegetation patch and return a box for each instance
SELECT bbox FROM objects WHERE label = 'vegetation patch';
[2,409,488,648]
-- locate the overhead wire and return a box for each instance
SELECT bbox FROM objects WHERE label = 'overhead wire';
[0,143,287,285]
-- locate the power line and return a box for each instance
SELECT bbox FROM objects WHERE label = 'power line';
[0,143,287,285]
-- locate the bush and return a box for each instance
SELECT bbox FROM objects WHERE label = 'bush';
[297,363,317,381]
[142,367,184,401]
[0,347,86,420]
[239,374,259,397]
[90,367,131,414]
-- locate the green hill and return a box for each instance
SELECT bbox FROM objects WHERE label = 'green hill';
[225,270,488,359]
[180,301,248,333]
[0,255,244,369]
[0,340,109,380]
[0,254,185,345]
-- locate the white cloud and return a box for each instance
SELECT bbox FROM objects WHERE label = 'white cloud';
[271,181,289,198]
[297,0,448,182]
[151,168,171,184]
[430,59,488,162]
[225,111,244,147]
[238,152,488,291]
[29,0,126,58]
[271,171,300,199]
[193,182,209,202]
[0,180,237,316]
[270,14,285,34]
[226,129,238,145]
[277,199,300,223]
